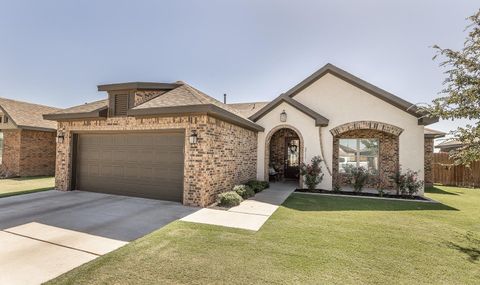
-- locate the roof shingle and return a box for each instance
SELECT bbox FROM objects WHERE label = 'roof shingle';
[0,97,60,131]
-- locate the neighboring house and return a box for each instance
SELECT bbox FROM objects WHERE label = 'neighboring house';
[436,139,463,153]
[44,64,442,207]
[0,98,60,177]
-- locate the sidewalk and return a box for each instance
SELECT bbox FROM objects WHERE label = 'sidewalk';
[180,182,295,231]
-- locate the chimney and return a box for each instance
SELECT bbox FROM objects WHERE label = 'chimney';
[223,93,227,104]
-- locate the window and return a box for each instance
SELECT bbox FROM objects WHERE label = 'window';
[0,131,3,164]
[4,115,8,123]
[339,138,378,173]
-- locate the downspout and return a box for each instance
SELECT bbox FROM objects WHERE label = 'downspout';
[319,127,332,176]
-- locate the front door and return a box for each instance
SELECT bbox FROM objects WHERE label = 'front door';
[284,137,300,179]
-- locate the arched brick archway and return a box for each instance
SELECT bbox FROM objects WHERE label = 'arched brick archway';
[265,125,304,186]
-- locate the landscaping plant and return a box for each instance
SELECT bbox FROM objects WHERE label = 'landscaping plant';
[246,180,269,193]
[372,174,388,197]
[347,166,370,192]
[218,191,243,207]
[400,170,423,197]
[233,185,255,199]
[332,182,342,193]
[299,156,324,190]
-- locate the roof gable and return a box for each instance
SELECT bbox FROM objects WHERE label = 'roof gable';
[249,94,329,126]
[283,63,437,125]
[0,97,60,131]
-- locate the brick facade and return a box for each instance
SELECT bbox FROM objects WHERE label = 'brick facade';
[54,114,257,207]
[424,137,434,187]
[332,129,399,189]
[0,129,56,177]
[1,130,21,175]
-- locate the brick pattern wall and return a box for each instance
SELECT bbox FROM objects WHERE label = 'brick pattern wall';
[424,137,434,187]
[0,129,56,177]
[19,130,56,176]
[1,129,21,176]
[332,129,399,189]
[269,128,298,178]
[54,115,257,207]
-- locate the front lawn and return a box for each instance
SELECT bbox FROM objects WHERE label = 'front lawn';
[49,186,480,284]
[0,176,54,198]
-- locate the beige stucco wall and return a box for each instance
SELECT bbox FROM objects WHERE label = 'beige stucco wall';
[256,73,425,194]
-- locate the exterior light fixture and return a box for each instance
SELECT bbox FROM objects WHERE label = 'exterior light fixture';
[189,130,198,144]
[280,110,287,122]
[57,130,65,144]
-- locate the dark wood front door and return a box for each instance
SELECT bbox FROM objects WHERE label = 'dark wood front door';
[284,137,300,179]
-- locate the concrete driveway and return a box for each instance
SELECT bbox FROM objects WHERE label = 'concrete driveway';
[0,190,198,284]
[0,190,197,241]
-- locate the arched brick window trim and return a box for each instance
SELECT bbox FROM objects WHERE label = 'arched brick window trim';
[330,121,404,137]
[330,121,402,190]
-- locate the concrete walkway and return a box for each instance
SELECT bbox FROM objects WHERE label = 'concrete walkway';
[0,222,127,285]
[181,182,295,231]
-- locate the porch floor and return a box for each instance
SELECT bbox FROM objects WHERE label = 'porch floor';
[180,182,295,231]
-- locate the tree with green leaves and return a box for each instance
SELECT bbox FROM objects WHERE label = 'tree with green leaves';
[429,9,480,166]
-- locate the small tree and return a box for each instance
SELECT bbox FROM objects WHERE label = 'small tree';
[299,156,324,190]
[428,9,480,166]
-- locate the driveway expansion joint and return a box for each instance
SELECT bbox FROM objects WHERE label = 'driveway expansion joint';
[1,229,102,256]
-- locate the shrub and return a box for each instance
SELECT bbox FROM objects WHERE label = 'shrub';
[299,156,324,190]
[392,168,424,197]
[333,182,342,193]
[346,166,370,192]
[371,173,388,197]
[218,191,243,207]
[400,170,423,197]
[233,185,255,199]
[246,180,269,193]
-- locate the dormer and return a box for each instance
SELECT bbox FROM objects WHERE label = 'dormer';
[97,82,180,117]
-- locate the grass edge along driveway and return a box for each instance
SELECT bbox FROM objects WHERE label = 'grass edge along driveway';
[0,176,54,198]
[48,185,480,284]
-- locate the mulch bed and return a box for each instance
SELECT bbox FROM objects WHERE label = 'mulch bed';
[295,189,430,201]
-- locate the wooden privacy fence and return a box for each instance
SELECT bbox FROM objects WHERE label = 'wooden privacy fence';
[433,152,480,188]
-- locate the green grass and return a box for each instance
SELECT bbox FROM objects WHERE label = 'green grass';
[0,176,54,198]
[49,186,480,285]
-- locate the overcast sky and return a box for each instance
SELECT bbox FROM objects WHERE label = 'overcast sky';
[0,0,478,134]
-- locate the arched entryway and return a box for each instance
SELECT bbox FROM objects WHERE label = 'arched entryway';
[265,125,304,186]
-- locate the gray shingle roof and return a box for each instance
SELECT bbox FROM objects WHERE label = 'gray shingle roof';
[133,82,251,120]
[0,97,60,131]
[228,102,269,118]
[45,82,264,131]
[436,139,463,148]
[424,128,446,138]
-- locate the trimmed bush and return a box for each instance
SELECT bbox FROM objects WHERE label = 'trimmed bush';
[246,180,269,193]
[218,191,243,207]
[233,185,255,199]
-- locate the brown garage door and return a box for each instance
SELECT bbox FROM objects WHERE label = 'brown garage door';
[74,131,185,202]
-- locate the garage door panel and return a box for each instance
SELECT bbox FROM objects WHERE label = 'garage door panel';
[76,132,184,202]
